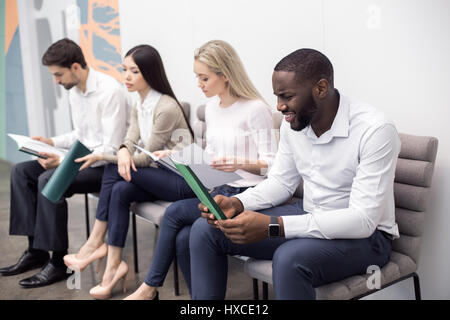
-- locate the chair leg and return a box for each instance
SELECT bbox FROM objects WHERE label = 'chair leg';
[253,279,259,300]
[173,254,180,296]
[413,272,421,300]
[84,194,90,239]
[262,282,268,300]
[132,213,139,273]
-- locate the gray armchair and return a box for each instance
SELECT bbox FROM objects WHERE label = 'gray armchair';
[244,133,438,300]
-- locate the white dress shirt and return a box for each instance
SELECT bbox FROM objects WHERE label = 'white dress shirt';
[204,97,277,188]
[235,94,401,240]
[51,68,128,163]
[136,89,162,143]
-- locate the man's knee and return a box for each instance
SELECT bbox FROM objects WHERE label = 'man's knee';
[37,168,54,190]
[12,161,38,180]
[273,241,313,280]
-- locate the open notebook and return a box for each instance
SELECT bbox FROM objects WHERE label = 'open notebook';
[8,133,67,160]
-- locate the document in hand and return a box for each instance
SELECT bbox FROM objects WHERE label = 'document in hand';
[170,157,227,220]
[135,143,241,189]
[133,144,180,176]
[41,140,92,203]
[8,133,67,160]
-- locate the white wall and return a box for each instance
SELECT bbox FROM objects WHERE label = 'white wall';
[119,0,450,299]
[18,0,77,137]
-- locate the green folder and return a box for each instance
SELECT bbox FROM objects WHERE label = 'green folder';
[41,140,92,203]
[170,159,227,220]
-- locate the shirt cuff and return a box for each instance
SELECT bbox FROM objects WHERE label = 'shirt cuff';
[281,214,312,239]
[51,135,68,149]
[234,191,258,211]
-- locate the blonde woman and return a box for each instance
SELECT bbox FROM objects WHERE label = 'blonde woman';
[125,40,277,300]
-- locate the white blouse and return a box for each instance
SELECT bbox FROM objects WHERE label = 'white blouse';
[204,97,277,188]
[136,89,162,143]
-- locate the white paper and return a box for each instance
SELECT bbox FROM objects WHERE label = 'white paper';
[171,143,242,189]
[135,143,241,189]
[133,144,179,175]
[8,133,68,160]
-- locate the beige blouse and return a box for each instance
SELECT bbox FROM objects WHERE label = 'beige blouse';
[103,94,192,167]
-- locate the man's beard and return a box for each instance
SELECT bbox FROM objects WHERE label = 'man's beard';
[291,101,317,132]
[62,82,77,90]
[291,113,314,131]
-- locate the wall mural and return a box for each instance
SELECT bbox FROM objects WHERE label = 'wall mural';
[77,0,122,82]
[1,0,122,162]
[2,0,28,163]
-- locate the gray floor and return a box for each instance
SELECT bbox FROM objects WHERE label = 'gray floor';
[0,160,269,300]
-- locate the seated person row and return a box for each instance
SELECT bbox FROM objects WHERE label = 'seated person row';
[62,40,276,299]
[0,39,129,287]
[2,40,399,300]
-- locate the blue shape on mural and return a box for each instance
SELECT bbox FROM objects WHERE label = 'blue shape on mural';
[92,33,121,65]
[109,28,120,36]
[6,29,30,163]
[93,5,118,24]
[77,0,89,24]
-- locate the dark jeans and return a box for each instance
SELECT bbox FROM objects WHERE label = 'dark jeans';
[9,160,104,251]
[144,184,248,294]
[96,163,196,248]
[189,200,392,300]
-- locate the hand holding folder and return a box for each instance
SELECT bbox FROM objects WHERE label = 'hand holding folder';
[169,157,227,220]
[41,140,92,203]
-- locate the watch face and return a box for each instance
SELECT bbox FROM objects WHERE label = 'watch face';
[269,224,280,237]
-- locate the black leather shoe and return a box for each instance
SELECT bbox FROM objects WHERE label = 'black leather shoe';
[19,262,72,288]
[0,250,49,276]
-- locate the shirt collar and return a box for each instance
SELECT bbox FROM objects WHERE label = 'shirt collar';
[79,68,98,95]
[305,91,349,144]
[139,89,162,110]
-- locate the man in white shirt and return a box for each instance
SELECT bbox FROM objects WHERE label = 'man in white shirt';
[190,48,400,299]
[0,39,128,288]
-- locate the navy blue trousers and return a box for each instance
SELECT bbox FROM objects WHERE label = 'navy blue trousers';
[9,160,104,251]
[144,185,248,294]
[96,163,195,247]
[189,200,392,300]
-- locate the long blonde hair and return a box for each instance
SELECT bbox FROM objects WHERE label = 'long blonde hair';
[194,40,265,102]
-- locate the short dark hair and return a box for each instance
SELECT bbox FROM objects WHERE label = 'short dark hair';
[274,48,334,86]
[42,38,87,69]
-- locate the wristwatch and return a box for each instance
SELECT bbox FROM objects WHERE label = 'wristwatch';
[268,216,281,238]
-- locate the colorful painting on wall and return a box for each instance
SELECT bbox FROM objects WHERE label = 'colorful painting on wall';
[77,0,122,82]
[2,0,28,162]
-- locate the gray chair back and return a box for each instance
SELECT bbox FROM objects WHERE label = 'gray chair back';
[179,101,190,120]
[391,134,438,265]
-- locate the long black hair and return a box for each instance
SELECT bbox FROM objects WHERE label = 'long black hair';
[125,45,193,138]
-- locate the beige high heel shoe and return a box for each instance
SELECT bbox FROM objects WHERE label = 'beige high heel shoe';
[89,261,128,300]
[63,243,108,273]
